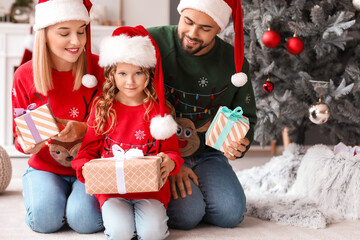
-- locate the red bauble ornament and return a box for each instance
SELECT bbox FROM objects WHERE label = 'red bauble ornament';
[286,37,304,55]
[263,79,274,93]
[262,30,281,48]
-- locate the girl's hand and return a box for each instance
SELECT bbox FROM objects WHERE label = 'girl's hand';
[157,152,175,183]
[15,127,46,154]
[52,118,87,142]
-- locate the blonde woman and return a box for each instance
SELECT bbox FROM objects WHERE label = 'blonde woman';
[11,0,104,234]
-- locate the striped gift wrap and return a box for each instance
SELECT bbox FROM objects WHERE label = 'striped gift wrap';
[205,106,249,152]
[14,104,60,146]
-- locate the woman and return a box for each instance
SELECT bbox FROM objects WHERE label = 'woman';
[12,0,104,234]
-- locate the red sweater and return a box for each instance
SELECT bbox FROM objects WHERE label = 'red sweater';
[12,55,105,176]
[72,101,183,208]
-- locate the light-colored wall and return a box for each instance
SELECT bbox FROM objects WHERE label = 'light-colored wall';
[1,0,170,27]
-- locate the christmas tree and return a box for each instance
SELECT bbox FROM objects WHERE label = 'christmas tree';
[221,0,360,146]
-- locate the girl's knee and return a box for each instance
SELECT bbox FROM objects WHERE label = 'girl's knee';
[137,223,169,240]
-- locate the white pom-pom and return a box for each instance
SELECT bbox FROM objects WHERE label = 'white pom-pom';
[24,34,34,51]
[231,72,248,87]
[353,0,360,10]
[150,114,178,140]
[82,74,98,88]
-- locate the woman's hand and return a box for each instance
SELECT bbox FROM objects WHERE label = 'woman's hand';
[157,152,175,183]
[15,127,46,154]
[52,118,87,142]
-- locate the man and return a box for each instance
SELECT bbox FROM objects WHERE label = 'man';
[147,0,257,229]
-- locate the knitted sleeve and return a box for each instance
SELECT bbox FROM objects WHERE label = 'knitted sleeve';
[230,58,257,157]
[72,106,104,182]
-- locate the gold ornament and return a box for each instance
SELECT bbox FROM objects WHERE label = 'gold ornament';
[308,96,330,125]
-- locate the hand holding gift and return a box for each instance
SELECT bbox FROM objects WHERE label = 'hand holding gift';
[14,103,60,153]
[205,106,250,160]
[83,145,164,195]
[157,152,175,183]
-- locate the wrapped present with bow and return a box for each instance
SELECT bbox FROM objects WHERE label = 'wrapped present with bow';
[83,145,163,195]
[14,103,60,146]
[205,106,250,152]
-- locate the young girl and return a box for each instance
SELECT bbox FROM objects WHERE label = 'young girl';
[12,0,104,234]
[72,25,183,240]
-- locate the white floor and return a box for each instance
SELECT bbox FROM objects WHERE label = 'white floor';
[1,151,360,240]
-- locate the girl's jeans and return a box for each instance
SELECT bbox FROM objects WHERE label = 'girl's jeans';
[22,167,104,233]
[167,152,247,229]
[102,198,169,240]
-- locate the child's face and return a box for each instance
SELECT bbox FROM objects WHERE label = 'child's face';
[114,62,148,106]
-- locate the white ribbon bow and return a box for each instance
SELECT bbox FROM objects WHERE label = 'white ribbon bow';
[111,144,144,194]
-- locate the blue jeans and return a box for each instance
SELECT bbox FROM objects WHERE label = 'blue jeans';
[102,198,169,240]
[167,152,246,229]
[22,167,104,233]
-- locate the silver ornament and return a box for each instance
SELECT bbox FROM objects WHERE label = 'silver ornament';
[309,103,330,125]
[353,0,360,10]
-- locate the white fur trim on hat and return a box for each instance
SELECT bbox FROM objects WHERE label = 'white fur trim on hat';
[231,72,248,87]
[33,0,90,31]
[82,74,98,88]
[177,0,232,31]
[98,35,156,68]
[150,114,178,140]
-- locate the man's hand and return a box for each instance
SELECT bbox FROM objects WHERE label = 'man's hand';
[52,118,87,142]
[169,165,199,200]
[223,137,250,160]
[15,127,45,154]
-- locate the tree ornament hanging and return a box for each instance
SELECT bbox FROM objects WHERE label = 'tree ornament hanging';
[286,32,304,55]
[353,0,360,10]
[308,95,330,125]
[263,77,274,93]
[262,29,281,48]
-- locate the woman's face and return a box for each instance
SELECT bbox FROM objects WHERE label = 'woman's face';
[114,62,148,106]
[46,20,87,71]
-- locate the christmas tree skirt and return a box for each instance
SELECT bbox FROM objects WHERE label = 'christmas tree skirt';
[237,144,360,229]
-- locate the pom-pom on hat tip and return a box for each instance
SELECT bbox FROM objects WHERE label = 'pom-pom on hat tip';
[82,74,98,88]
[231,72,248,87]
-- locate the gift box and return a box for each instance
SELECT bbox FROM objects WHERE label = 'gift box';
[205,106,250,152]
[14,103,60,146]
[83,154,163,195]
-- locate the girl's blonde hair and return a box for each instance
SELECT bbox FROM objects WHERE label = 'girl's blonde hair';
[32,28,86,96]
[92,65,160,135]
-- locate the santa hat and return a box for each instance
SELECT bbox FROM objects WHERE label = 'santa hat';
[177,0,248,87]
[33,0,97,88]
[99,25,178,140]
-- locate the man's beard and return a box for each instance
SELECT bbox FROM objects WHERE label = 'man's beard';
[179,33,211,55]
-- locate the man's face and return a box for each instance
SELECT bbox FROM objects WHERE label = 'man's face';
[177,9,221,56]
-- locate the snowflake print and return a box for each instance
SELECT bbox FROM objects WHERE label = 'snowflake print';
[135,130,146,140]
[245,94,251,104]
[12,88,17,97]
[69,107,79,118]
[198,77,208,87]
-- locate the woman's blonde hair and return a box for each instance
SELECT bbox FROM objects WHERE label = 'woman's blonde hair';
[32,28,86,96]
[92,65,159,135]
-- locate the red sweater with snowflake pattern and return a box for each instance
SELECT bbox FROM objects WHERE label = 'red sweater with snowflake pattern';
[72,101,183,208]
[12,55,105,176]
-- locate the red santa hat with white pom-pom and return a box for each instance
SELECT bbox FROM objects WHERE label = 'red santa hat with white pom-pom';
[177,0,248,87]
[33,0,97,88]
[98,25,178,140]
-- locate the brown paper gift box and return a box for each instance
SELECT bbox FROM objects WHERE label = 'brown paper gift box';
[83,157,163,195]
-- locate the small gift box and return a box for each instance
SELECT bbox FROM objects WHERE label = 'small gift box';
[14,103,60,146]
[83,146,163,195]
[205,106,250,152]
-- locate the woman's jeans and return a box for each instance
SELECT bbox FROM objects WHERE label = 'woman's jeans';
[22,167,104,233]
[167,152,247,230]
